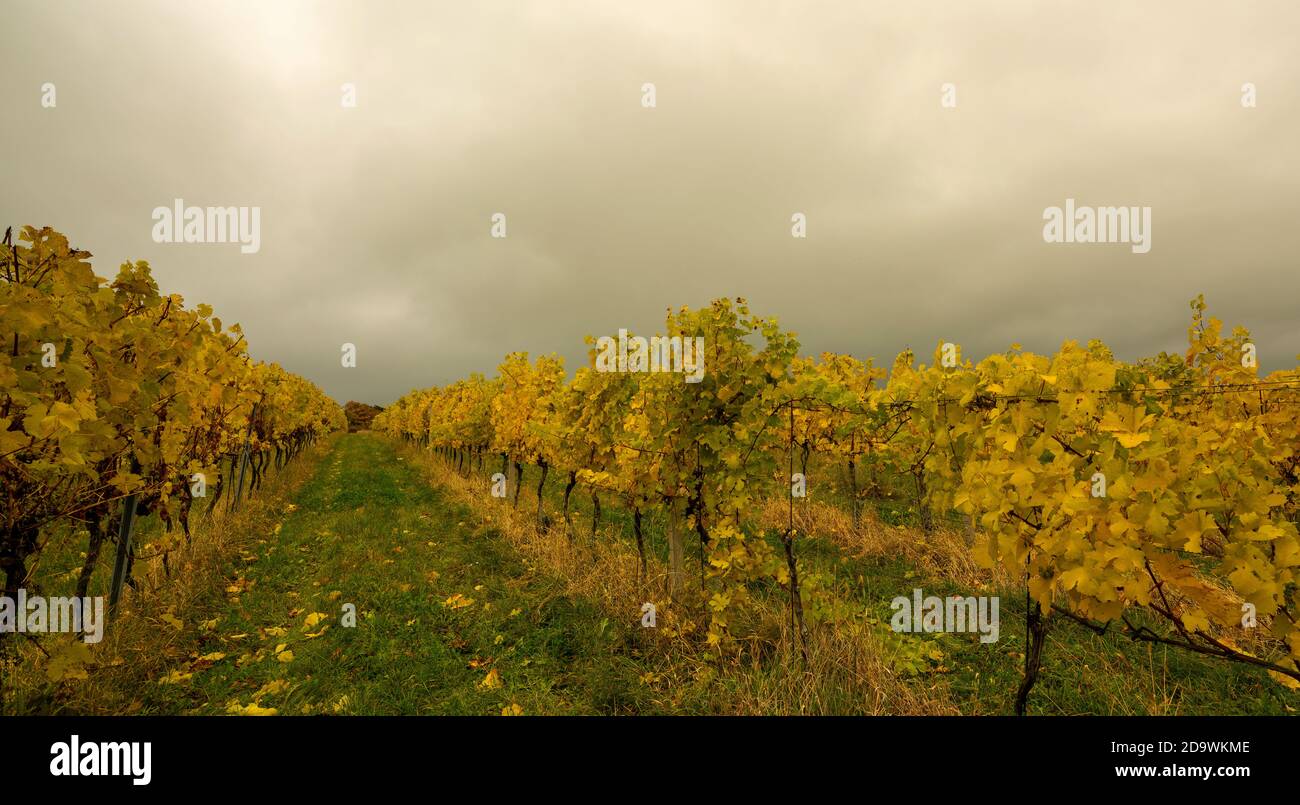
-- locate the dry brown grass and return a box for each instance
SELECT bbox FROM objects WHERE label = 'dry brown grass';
[759,497,1013,590]
[403,446,960,714]
[720,612,962,714]
[405,449,667,629]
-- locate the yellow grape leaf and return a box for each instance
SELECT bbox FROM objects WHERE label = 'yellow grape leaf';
[443,593,475,609]
[303,612,328,629]
[161,612,183,631]
[501,703,524,716]
[227,701,278,716]
[158,669,193,685]
[255,679,291,698]
[1027,574,1055,609]
[1100,405,1154,448]
[1115,432,1150,449]
[1180,609,1211,633]
[276,650,295,664]
[478,668,503,689]
[197,652,227,663]
[46,641,93,682]
[1268,670,1300,690]
[1173,511,1214,553]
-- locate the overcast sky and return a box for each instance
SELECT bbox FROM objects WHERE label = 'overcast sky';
[3,1,1298,405]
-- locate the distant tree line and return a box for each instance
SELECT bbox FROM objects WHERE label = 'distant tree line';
[343,401,384,432]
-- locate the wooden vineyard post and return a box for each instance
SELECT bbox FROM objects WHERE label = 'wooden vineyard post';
[231,401,260,512]
[108,458,141,621]
[784,404,808,663]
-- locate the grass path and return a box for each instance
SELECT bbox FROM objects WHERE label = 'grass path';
[154,432,660,715]
[124,432,1295,716]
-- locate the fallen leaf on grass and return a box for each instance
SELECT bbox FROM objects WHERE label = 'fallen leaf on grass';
[191,652,226,669]
[255,679,291,698]
[443,593,474,609]
[46,641,92,682]
[227,701,278,716]
[1270,670,1300,690]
